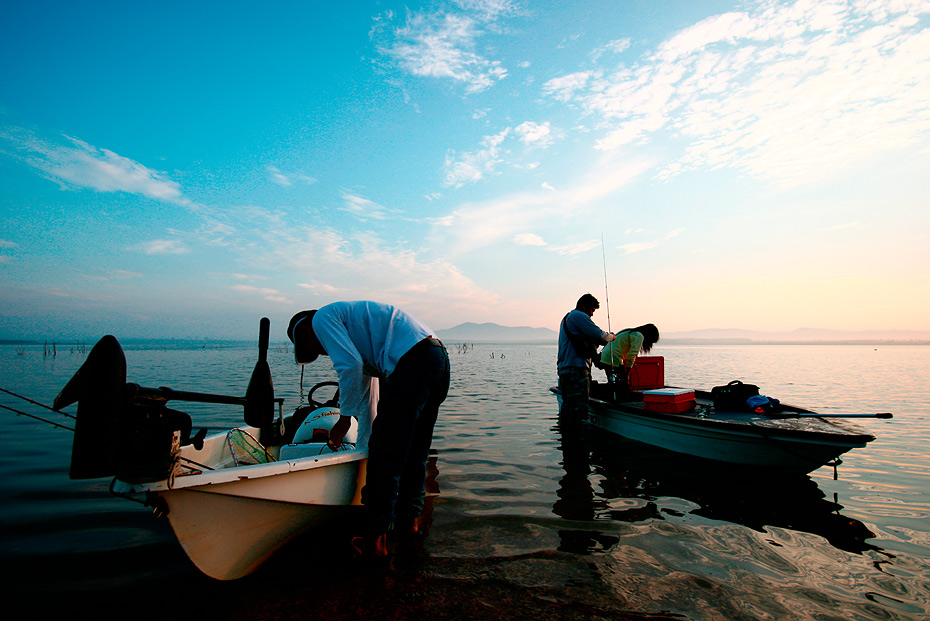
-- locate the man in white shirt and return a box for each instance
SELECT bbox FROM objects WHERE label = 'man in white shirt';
[287,301,450,559]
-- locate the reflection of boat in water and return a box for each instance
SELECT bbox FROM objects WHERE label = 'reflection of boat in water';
[552,422,880,556]
[551,381,888,475]
[52,319,370,580]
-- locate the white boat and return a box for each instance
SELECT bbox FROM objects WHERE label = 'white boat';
[54,319,370,580]
[111,414,367,581]
[551,382,887,474]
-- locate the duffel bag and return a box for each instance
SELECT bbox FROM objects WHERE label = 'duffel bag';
[711,380,760,411]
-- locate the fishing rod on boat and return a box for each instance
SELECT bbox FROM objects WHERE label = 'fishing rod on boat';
[601,233,612,335]
[0,401,74,431]
[1,386,75,419]
[0,386,76,430]
[601,233,618,401]
[771,412,893,419]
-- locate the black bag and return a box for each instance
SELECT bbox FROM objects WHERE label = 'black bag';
[711,380,760,411]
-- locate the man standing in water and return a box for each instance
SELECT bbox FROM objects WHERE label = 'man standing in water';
[287,301,450,560]
[557,294,615,422]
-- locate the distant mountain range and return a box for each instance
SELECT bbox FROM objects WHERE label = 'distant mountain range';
[437,322,558,342]
[436,323,930,344]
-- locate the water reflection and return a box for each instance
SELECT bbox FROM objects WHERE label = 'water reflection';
[552,415,881,556]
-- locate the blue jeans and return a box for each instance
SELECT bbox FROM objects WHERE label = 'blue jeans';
[362,339,450,535]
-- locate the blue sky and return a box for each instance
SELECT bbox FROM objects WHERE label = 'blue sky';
[2,0,929,340]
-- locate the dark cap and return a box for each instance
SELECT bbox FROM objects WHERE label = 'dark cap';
[286,310,319,364]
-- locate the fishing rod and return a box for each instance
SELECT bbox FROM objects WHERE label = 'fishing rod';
[770,412,893,419]
[601,233,612,334]
[601,234,619,400]
[0,402,74,431]
[0,386,75,419]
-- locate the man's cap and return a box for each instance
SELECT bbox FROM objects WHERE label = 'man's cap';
[287,310,319,364]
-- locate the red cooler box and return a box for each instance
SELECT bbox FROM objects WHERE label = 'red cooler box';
[643,388,696,414]
[629,356,664,390]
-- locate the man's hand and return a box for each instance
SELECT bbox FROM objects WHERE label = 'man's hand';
[327,415,353,450]
[606,332,616,342]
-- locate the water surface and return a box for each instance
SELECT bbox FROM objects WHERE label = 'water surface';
[1,340,928,619]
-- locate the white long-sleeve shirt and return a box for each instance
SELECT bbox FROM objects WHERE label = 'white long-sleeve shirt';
[310,301,433,444]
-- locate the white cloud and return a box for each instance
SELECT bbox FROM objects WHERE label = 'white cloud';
[267,165,317,187]
[433,155,653,255]
[443,128,510,186]
[513,232,547,246]
[341,192,399,220]
[1,128,192,204]
[298,281,341,294]
[515,121,553,147]
[454,0,521,22]
[112,270,142,279]
[267,227,499,315]
[617,241,658,255]
[616,227,686,255]
[383,12,507,93]
[132,239,190,255]
[545,0,930,187]
[232,284,292,304]
[443,122,557,187]
[0,239,17,248]
[550,239,601,255]
[591,38,632,62]
[542,71,595,102]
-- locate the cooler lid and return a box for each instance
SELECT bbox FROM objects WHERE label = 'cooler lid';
[643,388,694,396]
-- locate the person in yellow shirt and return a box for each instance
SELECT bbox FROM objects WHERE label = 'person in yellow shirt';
[599,324,660,390]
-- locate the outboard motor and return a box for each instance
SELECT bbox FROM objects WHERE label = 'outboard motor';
[54,317,277,482]
[54,335,192,483]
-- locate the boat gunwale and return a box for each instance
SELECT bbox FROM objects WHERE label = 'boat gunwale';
[115,441,368,494]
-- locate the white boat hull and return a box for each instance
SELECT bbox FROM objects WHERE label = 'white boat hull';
[113,426,368,580]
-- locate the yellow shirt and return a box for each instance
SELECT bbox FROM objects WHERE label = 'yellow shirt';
[600,330,644,368]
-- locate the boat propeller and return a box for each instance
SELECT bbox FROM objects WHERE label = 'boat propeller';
[54,318,277,480]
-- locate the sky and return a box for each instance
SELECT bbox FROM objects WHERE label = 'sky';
[1,0,929,340]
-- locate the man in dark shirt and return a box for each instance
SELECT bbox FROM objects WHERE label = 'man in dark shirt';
[557,293,615,422]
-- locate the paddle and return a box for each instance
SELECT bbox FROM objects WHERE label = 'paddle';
[243,317,275,435]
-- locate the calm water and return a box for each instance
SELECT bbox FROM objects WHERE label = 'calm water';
[1,339,928,619]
